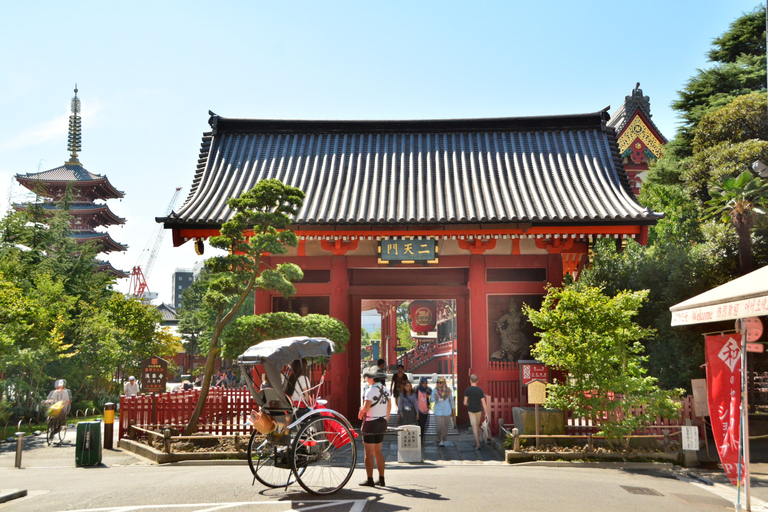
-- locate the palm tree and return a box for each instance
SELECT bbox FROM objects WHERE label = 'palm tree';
[705,171,768,275]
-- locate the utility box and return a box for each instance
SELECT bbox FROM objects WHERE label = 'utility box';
[76,421,102,467]
[397,425,422,463]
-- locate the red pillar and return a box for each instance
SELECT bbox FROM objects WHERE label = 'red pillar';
[387,304,398,370]
[455,294,470,423]
[467,254,488,412]
[329,255,350,417]
[547,253,564,288]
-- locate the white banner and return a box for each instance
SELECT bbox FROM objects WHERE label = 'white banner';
[671,295,768,326]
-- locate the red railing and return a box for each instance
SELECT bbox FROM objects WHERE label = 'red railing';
[490,394,702,438]
[400,341,455,371]
[119,388,257,438]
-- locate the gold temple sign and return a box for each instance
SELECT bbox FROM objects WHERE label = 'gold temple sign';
[527,379,547,404]
[378,239,438,264]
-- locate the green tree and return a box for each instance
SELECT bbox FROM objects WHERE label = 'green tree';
[705,170,768,275]
[183,179,304,435]
[524,284,683,443]
[671,6,766,158]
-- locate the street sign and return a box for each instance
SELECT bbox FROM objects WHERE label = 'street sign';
[681,426,699,451]
[527,380,547,404]
[746,342,765,353]
[140,356,168,393]
[521,363,548,387]
[735,316,763,342]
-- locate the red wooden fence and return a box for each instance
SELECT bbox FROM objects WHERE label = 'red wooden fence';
[119,388,257,438]
[490,394,703,438]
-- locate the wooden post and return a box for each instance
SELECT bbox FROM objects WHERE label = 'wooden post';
[588,433,593,452]
[535,403,540,450]
[163,429,171,454]
[512,428,520,452]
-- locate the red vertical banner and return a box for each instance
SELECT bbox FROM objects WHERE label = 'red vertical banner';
[705,333,744,485]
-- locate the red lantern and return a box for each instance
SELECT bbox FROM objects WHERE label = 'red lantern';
[410,301,437,333]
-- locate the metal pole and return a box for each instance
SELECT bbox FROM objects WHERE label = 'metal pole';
[103,402,115,450]
[741,322,752,511]
[15,431,23,469]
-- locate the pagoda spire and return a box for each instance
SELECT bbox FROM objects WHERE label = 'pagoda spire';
[66,85,82,165]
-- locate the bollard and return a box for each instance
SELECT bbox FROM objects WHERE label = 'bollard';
[104,402,115,450]
[163,429,171,454]
[511,427,520,452]
[15,431,24,468]
[588,433,594,452]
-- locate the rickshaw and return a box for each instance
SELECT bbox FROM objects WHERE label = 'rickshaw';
[237,336,358,495]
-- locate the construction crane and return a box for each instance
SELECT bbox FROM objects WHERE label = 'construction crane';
[128,187,182,303]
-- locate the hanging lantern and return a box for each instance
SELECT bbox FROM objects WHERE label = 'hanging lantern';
[410,301,436,333]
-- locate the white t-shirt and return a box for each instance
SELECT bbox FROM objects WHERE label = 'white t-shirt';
[290,375,311,403]
[364,383,390,421]
[124,381,140,397]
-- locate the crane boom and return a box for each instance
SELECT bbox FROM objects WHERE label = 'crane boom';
[129,187,182,302]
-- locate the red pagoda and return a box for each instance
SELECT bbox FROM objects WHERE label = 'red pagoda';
[15,87,128,277]
[608,83,667,195]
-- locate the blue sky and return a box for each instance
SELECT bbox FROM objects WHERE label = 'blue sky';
[0,0,761,305]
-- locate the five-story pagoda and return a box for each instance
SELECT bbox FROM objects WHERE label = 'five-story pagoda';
[15,86,128,277]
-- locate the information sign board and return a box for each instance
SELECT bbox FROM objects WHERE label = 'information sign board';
[378,239,438,264]
[681,426,699,451]
[527,380,547,404]
[521,363,548,387]
[141,356,168,394]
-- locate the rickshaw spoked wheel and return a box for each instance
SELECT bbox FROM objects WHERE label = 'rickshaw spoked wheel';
[291,415,357,495]
[247,429,303,488]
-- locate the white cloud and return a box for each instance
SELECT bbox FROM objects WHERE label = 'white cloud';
[0,100,103,152]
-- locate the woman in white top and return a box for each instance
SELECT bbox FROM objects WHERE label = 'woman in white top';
[285,359,313,407]
[357,366,391,487]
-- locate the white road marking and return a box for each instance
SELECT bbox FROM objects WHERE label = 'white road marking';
[691,481,768,511]
[62,500,369,512]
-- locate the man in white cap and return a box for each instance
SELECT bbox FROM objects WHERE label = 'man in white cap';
[124,376,140,397]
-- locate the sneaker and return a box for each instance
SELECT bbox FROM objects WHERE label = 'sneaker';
[359,479,376,487]
[438,442,445,447]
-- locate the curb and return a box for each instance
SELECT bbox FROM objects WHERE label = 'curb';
[506,450,681,465]
[0,489,28,504]
[118,439,246,464]
[510,461,675,470]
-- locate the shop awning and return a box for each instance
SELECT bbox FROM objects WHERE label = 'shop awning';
[669,265,768,326]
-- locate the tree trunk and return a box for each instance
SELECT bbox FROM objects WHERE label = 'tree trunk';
[183,335,221,436]
[734,217,753,275]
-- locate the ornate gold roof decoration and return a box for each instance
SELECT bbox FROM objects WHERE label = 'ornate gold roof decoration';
[66,85,82,165]
[616,114,663,159]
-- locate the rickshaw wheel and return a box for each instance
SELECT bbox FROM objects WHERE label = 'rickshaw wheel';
[291,415,357,495]
[247,430,300,488]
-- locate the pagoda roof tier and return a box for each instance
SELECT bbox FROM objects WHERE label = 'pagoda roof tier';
[95,260,130,278]
[70,231,128,253]
[30,202,126,225]
[160,110,661,231]
[16,163,124,200]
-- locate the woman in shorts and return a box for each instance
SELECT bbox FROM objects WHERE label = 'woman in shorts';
[358,366,391,487]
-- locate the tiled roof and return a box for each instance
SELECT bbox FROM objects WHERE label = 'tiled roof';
[37,202,126,224]
[95,260,130,278]
[16,163,124,199]
[71,231,128,252]
[608,85,667,143]
[156,303,178,323]
[161,110,660,228]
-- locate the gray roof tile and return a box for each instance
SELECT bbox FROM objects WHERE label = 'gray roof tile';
[161,110,660,228]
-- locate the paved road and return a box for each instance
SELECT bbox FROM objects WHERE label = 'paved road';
[3,424,768,512]
[3,457,768,512]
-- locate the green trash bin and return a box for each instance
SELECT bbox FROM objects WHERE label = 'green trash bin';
[76,421,102,467]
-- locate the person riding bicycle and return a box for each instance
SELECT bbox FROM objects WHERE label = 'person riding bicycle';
[44,379,72,428]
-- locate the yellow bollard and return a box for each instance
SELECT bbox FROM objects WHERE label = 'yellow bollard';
[104,403,115,450]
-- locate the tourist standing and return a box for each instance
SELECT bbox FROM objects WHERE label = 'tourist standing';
[124,376,140,397]
[463,374,490,449]
[414,377,432,441]
[431,376,454,446]
[390,364,409,408]
[398,381,418,426]
[358,366,391,487]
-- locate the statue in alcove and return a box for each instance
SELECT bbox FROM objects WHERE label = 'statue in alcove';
[490,299,531,362]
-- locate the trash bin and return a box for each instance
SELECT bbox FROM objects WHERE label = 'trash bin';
[397,425,422,463]
[76,421,102,467]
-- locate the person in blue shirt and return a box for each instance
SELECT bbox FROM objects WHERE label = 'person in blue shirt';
[431,377,454,447]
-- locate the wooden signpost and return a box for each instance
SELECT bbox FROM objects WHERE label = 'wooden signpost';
[527,379,547,449]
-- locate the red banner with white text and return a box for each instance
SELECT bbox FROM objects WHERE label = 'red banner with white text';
[705,333,744,485]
